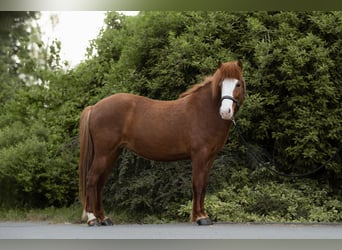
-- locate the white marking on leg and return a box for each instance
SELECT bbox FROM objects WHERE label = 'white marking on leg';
[86,212,97,223]
[220,78,238,120]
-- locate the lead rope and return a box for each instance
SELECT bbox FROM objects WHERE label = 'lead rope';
[232,119,342,178]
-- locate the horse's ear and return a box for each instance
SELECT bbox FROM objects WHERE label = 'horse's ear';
[217,61,222,69]
[237,59,243,69]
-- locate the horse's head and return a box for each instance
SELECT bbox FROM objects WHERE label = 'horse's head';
[213,60,245,120]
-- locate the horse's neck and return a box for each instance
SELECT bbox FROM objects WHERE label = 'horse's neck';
[195,82,219,105]
[187,86,232,146]
[188,85,223,120]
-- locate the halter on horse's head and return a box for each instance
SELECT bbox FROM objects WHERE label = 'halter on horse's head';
[213,61,245,120]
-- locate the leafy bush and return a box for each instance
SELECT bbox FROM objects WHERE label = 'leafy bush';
[103,150,192,219]
[178,174,342,223]
[0,121,78,208]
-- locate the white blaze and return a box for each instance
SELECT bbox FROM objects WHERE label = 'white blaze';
[220,79,239,120]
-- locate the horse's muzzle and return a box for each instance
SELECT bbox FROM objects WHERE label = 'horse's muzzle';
[219,106,234,120]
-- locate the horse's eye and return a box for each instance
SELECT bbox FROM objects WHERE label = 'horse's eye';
[236,83,241,87]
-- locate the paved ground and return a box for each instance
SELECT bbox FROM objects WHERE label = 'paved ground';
[1,222,342,239]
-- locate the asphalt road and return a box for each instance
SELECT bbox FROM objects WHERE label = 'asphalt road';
[1,222,342,239]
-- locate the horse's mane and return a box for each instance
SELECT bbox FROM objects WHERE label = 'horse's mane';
[178,77,213,99]
[178,61,243,100]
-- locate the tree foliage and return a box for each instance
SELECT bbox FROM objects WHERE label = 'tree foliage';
[0,11,341,222]
[0,12,77,208]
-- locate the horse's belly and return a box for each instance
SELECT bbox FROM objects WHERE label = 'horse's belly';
[132,148,190,162]
[124,133,190,162]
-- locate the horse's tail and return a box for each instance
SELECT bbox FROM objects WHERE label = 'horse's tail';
[78,106,93,220]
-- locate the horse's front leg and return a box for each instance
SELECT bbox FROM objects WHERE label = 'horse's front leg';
[191,153,216,225]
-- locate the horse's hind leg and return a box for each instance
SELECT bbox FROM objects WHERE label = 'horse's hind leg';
[95,174,112,225]
[86,152,117,226]
[95,150,121,226]
[95,149,121,226]
[85,168,100,226]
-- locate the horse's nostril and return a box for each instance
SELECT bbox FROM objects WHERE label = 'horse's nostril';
[220,108,233,120]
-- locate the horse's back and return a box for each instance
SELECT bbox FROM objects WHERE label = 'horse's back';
[91,93,183,123]
[89,93,192,161]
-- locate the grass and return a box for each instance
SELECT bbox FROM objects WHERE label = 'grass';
[0,204,84,224]
[0,204,175,224]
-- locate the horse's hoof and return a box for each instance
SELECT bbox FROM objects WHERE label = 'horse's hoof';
[101,218,113,226]
[88,219,101,227]
[196,217,213,226]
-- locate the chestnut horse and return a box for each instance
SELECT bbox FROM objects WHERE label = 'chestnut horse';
[79,61,245,226]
